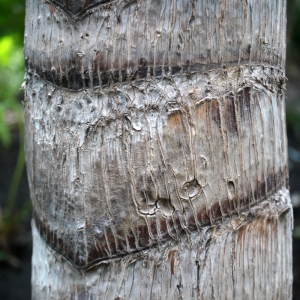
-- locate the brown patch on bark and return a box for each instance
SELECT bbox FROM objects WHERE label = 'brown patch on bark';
[49,5,56,15]
[137,222,151,248]
[210,98,221,128]
[125,229,137,251]
[166,218,177,237]
[196,98,221,129]
[238,87,251,120]
[168,250,175,275]
[167,110,185,132]
[237,215,278,243]
[158,219,169,240]
[197,199,233,224]
[237,223,248,242]
[148,218,158,239]
[196,98,210,120]
[224,93,238,135]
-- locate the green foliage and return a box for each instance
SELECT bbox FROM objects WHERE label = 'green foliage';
[0,0,25,45]
[0,0,29,267]
[0,35,24,147]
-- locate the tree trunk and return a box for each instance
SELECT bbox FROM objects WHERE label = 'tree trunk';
[24,0,292,299]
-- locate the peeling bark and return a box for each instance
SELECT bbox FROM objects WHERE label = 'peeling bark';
[24,0,292,298]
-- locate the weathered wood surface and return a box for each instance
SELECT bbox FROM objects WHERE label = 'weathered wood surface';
[24,0,292,298]
[32,189,292,299]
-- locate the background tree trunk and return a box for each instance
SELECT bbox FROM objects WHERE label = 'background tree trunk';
[24,0,292,298]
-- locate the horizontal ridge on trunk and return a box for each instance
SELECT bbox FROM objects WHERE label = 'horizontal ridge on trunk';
[25,0,286,91]
[31,188,293,299]
[24,63,288,269]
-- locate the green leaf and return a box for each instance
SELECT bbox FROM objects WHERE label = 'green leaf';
[0,36,14,67]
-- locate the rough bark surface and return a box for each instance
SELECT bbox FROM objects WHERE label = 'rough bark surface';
[32,189,292,299]
[24,0,292,298]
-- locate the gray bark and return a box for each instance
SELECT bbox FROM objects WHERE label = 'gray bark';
[24,0,292,299]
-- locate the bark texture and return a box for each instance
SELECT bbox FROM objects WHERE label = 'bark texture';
[32,189,292,299]
[24,0,292,298]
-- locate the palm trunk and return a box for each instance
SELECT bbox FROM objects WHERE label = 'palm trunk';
[24,0,292,298]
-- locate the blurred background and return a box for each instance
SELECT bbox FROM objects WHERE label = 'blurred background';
[1,1,300,299]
